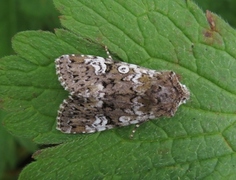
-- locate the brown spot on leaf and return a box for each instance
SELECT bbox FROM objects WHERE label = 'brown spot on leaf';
[204,30,213,38]
[206,10,216,31]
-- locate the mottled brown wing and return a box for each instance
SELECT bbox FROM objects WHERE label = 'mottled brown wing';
[55,54,190,134]
[56,95,157,134]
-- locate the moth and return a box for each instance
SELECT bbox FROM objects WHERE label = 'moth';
[55,51,190,134]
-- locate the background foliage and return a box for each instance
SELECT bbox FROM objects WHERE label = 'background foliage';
[0,0,60,179]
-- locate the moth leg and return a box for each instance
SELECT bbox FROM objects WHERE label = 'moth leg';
[130,122,146,139]
[105,46,112,60]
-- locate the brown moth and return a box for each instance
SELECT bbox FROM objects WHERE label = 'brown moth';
[55,53,190,134]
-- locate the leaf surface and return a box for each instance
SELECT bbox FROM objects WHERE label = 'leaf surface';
[0,0,235,179]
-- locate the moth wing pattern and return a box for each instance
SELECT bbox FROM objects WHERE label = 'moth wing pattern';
[56,96,154,134]
[55,54,117,98]
[55,53,190,134]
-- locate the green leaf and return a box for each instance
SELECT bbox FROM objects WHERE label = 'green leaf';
[0,109,38,179]
[0,110,16,178]
[0,0,60,58]
[0,0,235,179]
[0,1,59,178]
